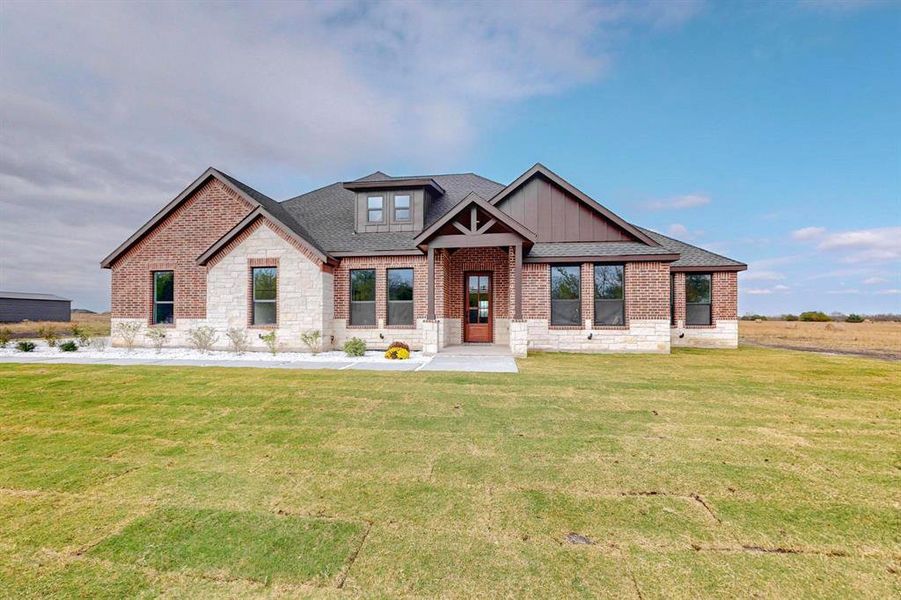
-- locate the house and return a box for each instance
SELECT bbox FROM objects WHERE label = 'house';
[101,164,746,357]
[0,291,71,323]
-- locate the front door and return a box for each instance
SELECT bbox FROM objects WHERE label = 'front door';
[464,272,492,343]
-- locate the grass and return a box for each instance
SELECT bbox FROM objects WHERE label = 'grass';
[0,347,898,598]
[3,312,110,340]
[740,320,901,359]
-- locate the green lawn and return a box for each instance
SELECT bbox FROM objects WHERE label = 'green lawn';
[0,347,898,598]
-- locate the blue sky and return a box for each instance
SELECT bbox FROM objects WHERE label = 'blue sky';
[1,0,899,313]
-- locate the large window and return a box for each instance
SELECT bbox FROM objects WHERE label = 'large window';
[152,271,174,324]
[685,273,712,326]
[551,265,581,326]
[387,268,414,326]
[252,267,277,326]
[393,194,411,222]
[594,264,624,326]
[367,196,384,223]
[350,269,376,326]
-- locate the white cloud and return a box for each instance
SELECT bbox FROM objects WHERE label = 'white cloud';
[816,227,901,263]
[773,284,791,291]
[826,289,861,294]
[742,270,786,281]
[791,226,826,241]
[647,194,711,211]
[0,0,704,309]
[863,277,889,285]
[668,223,689,236]
[746,288,774,295]
[875,289,901,295]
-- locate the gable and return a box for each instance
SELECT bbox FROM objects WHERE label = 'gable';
[495,174,635,243]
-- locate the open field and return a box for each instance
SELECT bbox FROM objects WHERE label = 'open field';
[740,320,901,359]
[0,347,898,598]
[3,312,111,340]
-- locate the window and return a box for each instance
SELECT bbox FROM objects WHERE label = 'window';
[252,267,277,326]
[367,196,384,222]
[393,194,411,222]
[387,268,414,326]
[350,269,376,326]
[685,273,712,326]
[152,271,174,324]
[594,264,624,326]
[550,265,581,326]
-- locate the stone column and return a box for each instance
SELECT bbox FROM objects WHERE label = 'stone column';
[509,319,528,357]
[422,319,439,355]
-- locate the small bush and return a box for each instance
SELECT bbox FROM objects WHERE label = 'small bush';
[741,314,768,321]
[188,326,218,353]
[385,346,410,360]
[259,330,278,355]
[799,311,831,322]
[387,340,410,352]
[70,324,92,347]
[145,326,168,353]
[59,340,78,352]
[300,329,322,354]
[845,314,864,323]
[91,338,108,352]
[343,337,366,357]
[226,328,249,354]
[16,341,36,352]
[783,314,799,322]
[115,321,142,350]
[0,327,11,348]
[37,325,59,347]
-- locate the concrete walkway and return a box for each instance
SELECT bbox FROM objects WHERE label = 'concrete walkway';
[0,352,518,373]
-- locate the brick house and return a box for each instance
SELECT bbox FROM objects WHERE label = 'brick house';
[101,164,746,356]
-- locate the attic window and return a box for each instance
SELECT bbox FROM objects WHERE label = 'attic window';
[367,196,384,223]
[394,194,411,222]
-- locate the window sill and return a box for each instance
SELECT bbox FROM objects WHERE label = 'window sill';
[384,325,416,329]
[346,325,378,329]
[685,324,716,329]
[248,324,279,330]
[591,325,629,330]
[548,325,583,330]
[148,322,176,328]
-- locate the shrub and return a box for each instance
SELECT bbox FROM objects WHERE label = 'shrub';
[845,314,864,323]
[188,326,218,353]
[783,314,799,322]
[259,330,278,355]
[226,328,249,354]
[16,341,36,352]
[37,325,59,347]
[343,337,366,357]
[115,321,142,350]
[145,326,168,353]
[799,311,831,322]
[70,324,92,347]
[741,314,768,321]
[300,329,322,354]
[385,340,411,360]
[0,327,11,348]
[59,340,78,352]
[91,337,108,352]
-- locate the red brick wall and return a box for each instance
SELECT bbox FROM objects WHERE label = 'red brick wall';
[672,271,685,324]
[625,262,670,321]
[713,271,738,321]
[522,263,549,319]
[444,247,510,320]
[110,179,253,320]
[333,255,428,323]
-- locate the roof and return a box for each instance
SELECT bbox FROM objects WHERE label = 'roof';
[105,164,746,270]
[0,291,71,302]
[413,191,537,247]
[637,227,747,270]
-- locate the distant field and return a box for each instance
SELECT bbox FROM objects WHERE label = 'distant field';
[3,312,110,339]
[740,320,901,359]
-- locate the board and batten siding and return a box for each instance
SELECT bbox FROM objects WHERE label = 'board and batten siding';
[496,175,634,243]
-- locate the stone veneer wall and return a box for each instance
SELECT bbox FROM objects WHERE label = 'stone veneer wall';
[671,271,739,348]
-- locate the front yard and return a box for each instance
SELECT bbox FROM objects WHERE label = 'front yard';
[0,347,898,598]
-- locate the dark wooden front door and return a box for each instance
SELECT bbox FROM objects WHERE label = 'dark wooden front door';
[464,272,492,343]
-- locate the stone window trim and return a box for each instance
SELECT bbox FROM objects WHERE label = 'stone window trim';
[247,258,279,329]
[592,263,628,329]
[148,268,176,327]
[685,272,715,329]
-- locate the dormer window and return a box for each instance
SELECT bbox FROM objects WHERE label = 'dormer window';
[367,196,384,222]
[394,194,411,222]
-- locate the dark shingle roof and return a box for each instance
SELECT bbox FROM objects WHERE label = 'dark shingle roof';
[527,242,678,259]
[636,227,746,268]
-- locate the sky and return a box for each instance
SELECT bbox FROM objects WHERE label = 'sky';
[1,0,899,314]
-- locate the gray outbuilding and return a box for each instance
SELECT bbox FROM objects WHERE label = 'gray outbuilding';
[0,291,71,323]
